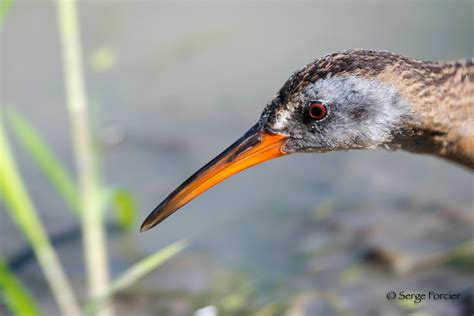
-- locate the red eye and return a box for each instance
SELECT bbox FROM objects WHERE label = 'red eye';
[307,102,328,120]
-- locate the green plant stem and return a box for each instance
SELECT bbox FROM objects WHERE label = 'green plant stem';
[55,1,113,315]
[0,258,42,315]
[0,122,81,316]
[7,109,81,216]
[83,241,187,316]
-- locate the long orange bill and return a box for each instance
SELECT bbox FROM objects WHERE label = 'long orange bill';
[140,123,289,231]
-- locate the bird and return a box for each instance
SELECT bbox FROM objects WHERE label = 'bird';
[140,49,474,232]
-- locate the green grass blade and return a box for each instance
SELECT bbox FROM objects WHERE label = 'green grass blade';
[83,240,187,315]
[0,258,42,316]
[0,124,50,258]
[7,109,80,216]
[0,0,14,24]
[0,121,81,316]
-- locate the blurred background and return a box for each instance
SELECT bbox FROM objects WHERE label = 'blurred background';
[1,0,473,315]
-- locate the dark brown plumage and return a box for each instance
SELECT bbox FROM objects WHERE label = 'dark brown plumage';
[141,49,473,231]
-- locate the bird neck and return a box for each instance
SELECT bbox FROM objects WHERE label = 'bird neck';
[383,59,474,169]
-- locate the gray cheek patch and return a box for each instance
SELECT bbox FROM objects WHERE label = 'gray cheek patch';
[305,76,410,148]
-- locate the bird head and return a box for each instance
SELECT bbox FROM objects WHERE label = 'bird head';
[261,68,409,154]
[140,50,410,231]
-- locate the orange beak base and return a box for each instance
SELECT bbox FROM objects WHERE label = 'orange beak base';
[140,124,288,231]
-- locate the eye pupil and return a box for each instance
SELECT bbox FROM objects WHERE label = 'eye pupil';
[308,102,328,120]
[310,106,323,117]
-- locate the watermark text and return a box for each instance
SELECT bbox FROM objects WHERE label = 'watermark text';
[386,291,461,304]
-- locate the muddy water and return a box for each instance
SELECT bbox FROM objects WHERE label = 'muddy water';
[1,1,473,315]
